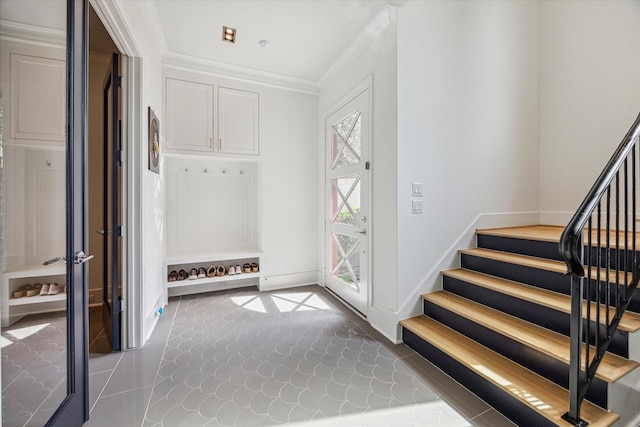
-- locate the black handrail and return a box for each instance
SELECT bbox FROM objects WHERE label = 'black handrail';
[559,112,640,426]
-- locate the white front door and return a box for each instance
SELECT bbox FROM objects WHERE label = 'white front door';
[325,89,370,316]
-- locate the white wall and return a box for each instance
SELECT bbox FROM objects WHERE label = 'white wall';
[539,0,640,225]
[319,6,398,340]
[397,1,540,321]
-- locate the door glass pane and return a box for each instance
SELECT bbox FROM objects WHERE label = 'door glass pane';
[331,176,361,227]
[330,233,360,290]
[1,0,69,425]
[331,111,361,170]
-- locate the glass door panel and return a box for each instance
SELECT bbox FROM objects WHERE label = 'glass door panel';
[1,0,88,425]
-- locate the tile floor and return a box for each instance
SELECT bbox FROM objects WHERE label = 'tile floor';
[85,285,515,427]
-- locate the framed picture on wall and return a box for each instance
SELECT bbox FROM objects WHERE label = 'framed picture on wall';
[148,107,160,174]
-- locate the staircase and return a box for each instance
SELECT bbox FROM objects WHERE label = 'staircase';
[401,225,640,426]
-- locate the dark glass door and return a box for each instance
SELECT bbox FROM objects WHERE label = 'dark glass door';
[0,0,89,425]
[101,53,121,351]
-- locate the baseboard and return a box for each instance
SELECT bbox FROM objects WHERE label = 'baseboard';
[260,271,320,291]
[368,305,401,344]
[397,211,540,321]
[144,291,165,345]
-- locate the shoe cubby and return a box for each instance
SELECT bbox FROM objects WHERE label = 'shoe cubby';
[164,251,263,297]
[2,264,67,326]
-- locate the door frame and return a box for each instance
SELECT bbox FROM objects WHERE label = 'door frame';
[89,0,143,349]
[323,77,373,318]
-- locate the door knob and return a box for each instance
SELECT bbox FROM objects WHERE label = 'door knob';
[96,229,111,235]
[358,229,367,235]
[74,251,94,265]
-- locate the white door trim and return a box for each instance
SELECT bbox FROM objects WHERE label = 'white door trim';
[90,0,143,349]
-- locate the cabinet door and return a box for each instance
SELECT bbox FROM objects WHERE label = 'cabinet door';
[166,78,213,152]
[218,87,259,156]
[10,54,66,143]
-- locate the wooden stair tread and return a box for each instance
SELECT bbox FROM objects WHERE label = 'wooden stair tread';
[461,248,633,284]
[424,291,640,382]
[400,316,620,427]
[443,269,640,332]
[477,225,640,250]
[477,225,563,243]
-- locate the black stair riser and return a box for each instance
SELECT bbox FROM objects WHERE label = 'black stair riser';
[477,235,562,261]
[443,276,629,357]
[461,255,571,295]
[586,283,640,314]
[402,327,556,427]
[461,254,640,312]
[586,247,639,272]
[423,301,608,408]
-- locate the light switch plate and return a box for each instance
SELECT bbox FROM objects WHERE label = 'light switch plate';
[412,200,423,214]
[412,183,423,197]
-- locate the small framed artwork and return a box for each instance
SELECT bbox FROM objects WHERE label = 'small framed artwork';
[148,107,160,174]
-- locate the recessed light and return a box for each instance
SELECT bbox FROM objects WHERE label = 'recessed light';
[222,26,236,43]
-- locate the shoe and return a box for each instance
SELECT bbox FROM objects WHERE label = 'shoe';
[251,262,259,272]
[168,271,178,282]
[40,283,51,296]
[27,283,40,297]
[198,267,206,279]
[243,263,251,273]
[12,284,30,299]
[216,265,226,276]
[234,265,241,275]
[207,266,216,278]
[48,283,62,295]
[189,268,198,280]
[228,265,236,275]
[178,270,188,281]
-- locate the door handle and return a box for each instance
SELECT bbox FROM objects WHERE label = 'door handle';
[43,256,66,265]
[358,229,367,235]
[96,229,111,235]
[74,251,94,265]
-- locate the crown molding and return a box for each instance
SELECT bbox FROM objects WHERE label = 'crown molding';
[161,52,319,95]
[0,20,64,47]
[317,5,393,87]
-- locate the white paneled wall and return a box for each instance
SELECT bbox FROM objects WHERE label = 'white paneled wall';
[165,156,259,257]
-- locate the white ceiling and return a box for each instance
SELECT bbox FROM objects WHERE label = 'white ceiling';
[152,0,390,82]
[0,0,391,84]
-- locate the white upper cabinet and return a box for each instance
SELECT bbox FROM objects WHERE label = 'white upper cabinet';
[218,87,259,156]
[166,78,214,152]
[11,54,66,144]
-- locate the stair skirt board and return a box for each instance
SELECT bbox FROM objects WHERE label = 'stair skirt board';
[477,234,563,261]
[423,299,609,408]
[402,327,557,427]
[443,275,630,358]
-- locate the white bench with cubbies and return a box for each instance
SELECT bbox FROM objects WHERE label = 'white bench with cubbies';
[164,251,263,297]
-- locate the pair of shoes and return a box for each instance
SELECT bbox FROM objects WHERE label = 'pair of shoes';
[197,267,206,279]
[168,271,178,282]
[228,265,242,275]
[216,265,226,276]
[242,263,251,273]
[178,270,188,281]
[251,262,259,272]
[189,268,198,280]
[207,266,216,277]
[40,283,63,296]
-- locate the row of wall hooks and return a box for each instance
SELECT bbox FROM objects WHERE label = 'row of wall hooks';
[182,167,245,175]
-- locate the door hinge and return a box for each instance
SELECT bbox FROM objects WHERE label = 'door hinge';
[116,150,124,165]
[118,298,125,313]
[115,225,123,237]
[116,76,123,88]
[365,161,370,170]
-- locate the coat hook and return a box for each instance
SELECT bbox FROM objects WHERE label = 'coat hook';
[204,168,208,173]
[240,170,243,174]
[185,167,189,172]
[222,169,226,174]
[46,160,51,167]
